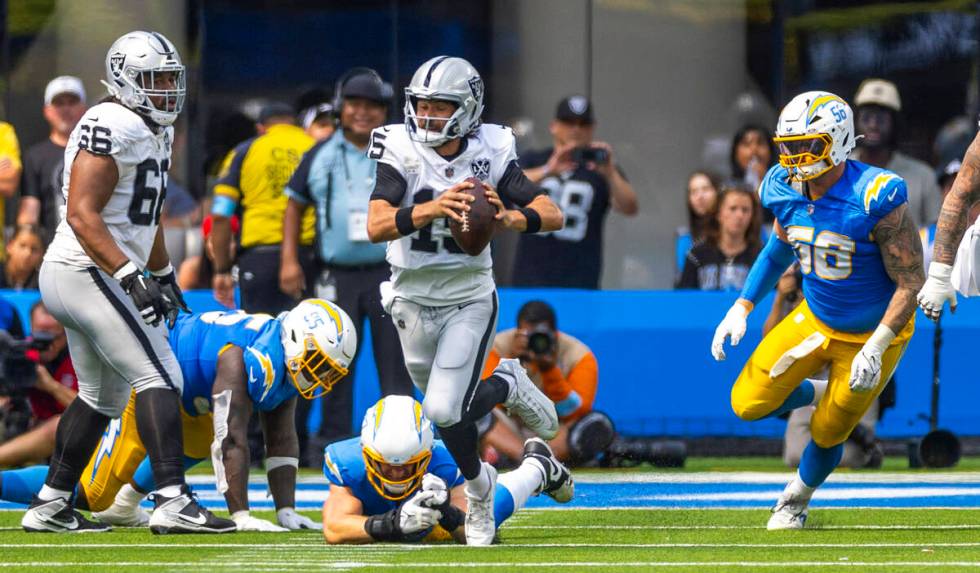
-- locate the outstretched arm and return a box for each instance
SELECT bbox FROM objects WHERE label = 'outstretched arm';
[932,133,980,265]
[210,346,254,515]
[322,485,372,544]
[875,203,925,333]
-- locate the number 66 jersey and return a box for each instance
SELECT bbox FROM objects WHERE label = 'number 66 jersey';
[45,101,173,270]
[761,160,908,333]
[369,123,543,306]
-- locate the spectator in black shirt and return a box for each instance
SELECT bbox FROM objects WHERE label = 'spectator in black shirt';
[677,185,761,291]
[512,95,638,289]
[17,76,86,241]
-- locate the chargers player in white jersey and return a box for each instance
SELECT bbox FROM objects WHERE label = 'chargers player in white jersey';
[22,31,234,534]
[366,56,565,545]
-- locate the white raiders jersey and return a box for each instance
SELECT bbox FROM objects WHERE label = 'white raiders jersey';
[45,102,173,270]
[370,123,530,306]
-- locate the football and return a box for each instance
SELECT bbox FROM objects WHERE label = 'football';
[449,177,498,256]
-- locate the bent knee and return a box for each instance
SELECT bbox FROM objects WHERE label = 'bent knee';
[730,393,770,422]
[422,398,461,427]
[811,424,850,448]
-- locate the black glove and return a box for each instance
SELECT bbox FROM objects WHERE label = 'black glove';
[152,269,191,328]
[118,269,168,327]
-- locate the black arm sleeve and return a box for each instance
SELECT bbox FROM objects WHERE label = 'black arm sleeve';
[497,160,544,207]
[370,163,409,206]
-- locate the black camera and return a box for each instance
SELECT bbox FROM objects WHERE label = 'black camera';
[0,331,54,395]
[526,324,557,356]
[572,146,609,166]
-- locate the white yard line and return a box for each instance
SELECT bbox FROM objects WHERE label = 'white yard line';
[504,524,980,530]
[4,542,980,549]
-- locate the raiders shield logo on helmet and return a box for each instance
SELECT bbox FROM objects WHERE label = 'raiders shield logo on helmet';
[468,76,484,102]
[471,158,491,181]
[109,53,126,78]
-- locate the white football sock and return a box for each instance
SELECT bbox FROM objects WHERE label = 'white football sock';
[115,483,145,508]
[498,461,543,511]
[784,473,816,502]
[156,485,183,499]
[465,463,492,498]
[809,379,828,405]
[37,485,72,502]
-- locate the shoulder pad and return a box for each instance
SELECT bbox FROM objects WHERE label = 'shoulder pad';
[370,124,412,174]
[244,345,278,402]
[861,170,907,215]
[322,447,345,486]
[758,164,792,207]
[477,124,516,154]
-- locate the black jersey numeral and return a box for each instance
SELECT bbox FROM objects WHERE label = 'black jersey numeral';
[409,188,465,254]
[128,159,169,226]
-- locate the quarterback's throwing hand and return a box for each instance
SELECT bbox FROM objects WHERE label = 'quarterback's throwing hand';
[917,262,957,321]
[711,302,750,361]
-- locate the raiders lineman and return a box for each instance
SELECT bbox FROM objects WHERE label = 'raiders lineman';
[22,31,235,534]
[366,56,565,545]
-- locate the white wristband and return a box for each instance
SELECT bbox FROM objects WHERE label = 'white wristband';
[865,324,896,354]
[149,263,174,277]
[112,261,140,281]
[266,456,299,472]
[928,261,953,281]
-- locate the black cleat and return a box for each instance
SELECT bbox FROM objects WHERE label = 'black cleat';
[522,438,574,503]
[148,485,236,534]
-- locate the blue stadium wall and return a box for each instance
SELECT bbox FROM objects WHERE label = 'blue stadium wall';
[5,288,972,439]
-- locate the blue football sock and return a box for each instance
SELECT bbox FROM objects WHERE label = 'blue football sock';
[132,456,204,494]
[493,482,516,526]
[764,380,815,419]
[798,439,843,488]
[0,466,51,505]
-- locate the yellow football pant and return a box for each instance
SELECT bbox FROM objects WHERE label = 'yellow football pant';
[79,393,214,511]
[730,300,913,448]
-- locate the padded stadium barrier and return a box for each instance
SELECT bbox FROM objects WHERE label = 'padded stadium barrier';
[5,288,976,438]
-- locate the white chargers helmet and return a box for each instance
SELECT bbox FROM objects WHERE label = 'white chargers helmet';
[360,395,434,501]
[774,90,856,181]
[280,299,357,399]
[404,56,485,147]
[102,31,186,126]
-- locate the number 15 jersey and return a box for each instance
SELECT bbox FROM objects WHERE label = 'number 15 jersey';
[370,123,543,306]
[46,101,173,270]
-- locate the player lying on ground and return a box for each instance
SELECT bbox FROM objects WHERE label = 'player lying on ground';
[0,300,355,532]
[321,395,572,544]
[711,91,923,529]
[366,55,565,545]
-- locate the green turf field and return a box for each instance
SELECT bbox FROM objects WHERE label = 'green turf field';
[4,506,980,571]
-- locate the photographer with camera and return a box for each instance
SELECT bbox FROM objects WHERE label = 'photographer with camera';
[512,96,638,289]
[479,300,613,466]
[0,301,75,468]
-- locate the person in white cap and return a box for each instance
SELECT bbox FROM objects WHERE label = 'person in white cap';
[851,78,940,228]
[18,76,87,241]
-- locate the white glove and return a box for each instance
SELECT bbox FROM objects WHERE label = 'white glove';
[398,490,442,534]
[711,302,750,361]
[277,507,322,530]
[848,325,895,393]
[420,474,449,508]
[232,510,288,532]
[917,262,957,321]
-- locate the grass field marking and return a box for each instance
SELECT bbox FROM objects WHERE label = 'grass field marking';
[7,542,980,549]
[504,524,980,530]
[5,562,980,569]
[573,472,980,484]
[642,486,980,502]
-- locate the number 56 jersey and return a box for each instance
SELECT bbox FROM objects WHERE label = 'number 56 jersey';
[45,101,173,270]
[369,123,543,306]
[761,161,908,333]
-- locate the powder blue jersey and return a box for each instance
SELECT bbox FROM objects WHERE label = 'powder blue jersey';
[322,437,464,517]
[169,311,295,416]
[761,161,908,333]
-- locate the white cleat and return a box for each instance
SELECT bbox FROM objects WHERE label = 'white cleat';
[21,496,111,533]
[93,501,150,527]
[767,500,809,530]
[495,359,559,440]
[148,486,236,534]
[464,462,498,546]
[523,437,574,503]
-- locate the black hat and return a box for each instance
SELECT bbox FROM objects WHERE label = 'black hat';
[340,72,391,105]
[258,102,295,124]
[555,95,594,124]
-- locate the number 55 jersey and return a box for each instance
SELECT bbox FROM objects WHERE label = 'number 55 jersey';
[761,161,907,333]
[45,101,173,270]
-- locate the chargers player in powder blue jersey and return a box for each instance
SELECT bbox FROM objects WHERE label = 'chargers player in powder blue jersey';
[321,396,573,544]
[711,91,924,530]
[0,298,358,533]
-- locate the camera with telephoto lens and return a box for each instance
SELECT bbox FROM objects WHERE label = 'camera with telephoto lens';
[0,330,55,395]
[525,324,557,357]
[572,146,609,166]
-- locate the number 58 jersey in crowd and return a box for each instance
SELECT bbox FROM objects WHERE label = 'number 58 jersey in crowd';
[369,123,542,307]
[45,101,173,270]
[168,310,294,417]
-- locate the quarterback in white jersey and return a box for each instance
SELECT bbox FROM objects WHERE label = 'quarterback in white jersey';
[23,31,234,535]
[367,56,565,546]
